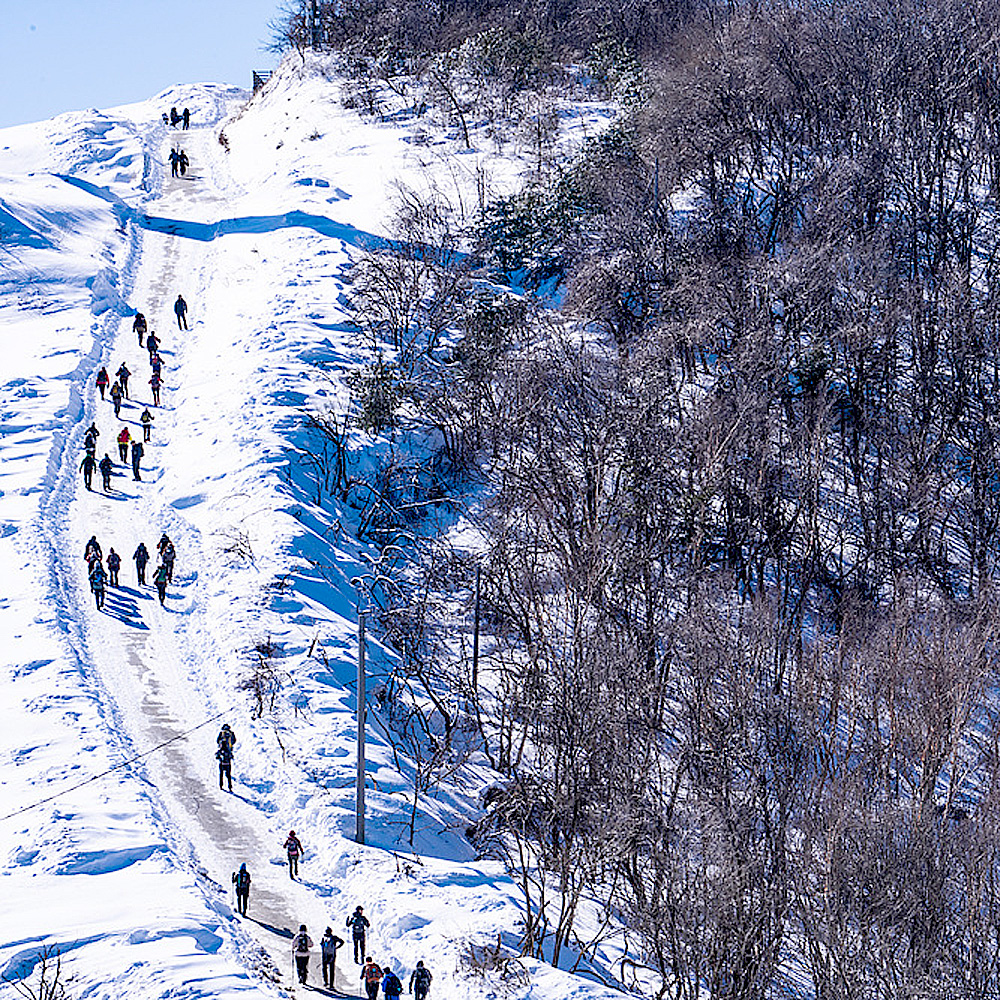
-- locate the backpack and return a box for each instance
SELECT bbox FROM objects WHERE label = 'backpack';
[414,967,431,987]
[294,932,310,952]
[383,973,402,995]
[235,870,250,891]
[364,963,383,983]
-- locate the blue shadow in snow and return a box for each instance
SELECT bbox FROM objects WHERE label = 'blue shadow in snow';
[56,173,394,253]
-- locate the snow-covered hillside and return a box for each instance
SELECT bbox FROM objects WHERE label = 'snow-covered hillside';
[0,57,616,999]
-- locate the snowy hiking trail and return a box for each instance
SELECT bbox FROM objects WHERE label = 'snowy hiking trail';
[54,103,357,998]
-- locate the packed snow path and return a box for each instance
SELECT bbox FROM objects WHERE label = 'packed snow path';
[60,109,356,997]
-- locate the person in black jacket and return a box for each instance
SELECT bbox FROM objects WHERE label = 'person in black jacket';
[99,453,114,491]
[80,451,96,490]
[131,439,144,481]
[133,311,147,347]
[174,294,188,330]
[347,906,370,964]
[216,741,233,791]
[133,542,149,585]
[409,961,433,1000]
[232,863,251,915]
[320,928,344,988]
[106,548,121,586]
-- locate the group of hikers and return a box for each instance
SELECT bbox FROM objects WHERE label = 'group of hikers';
[229,855,435,998]
[163,106,191,129]
[169,148,190,177]
[83,297,188,497]
[216,768,436,995]
[84,533,174,608]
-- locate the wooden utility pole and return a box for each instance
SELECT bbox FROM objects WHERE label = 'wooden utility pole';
[356,600,366,845]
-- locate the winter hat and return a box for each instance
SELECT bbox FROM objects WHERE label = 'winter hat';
[299,924,307,931]
[325,926,333,934]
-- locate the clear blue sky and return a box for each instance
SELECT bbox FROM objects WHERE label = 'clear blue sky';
[0,0,287,128]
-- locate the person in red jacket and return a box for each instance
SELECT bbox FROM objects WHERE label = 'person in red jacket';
[117,426,132,461]
[96,367,110,400]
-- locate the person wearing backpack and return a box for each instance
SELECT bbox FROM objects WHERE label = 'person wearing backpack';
[409,961,432,999]
[292,924,313,984]
[89,559,107,611]
[216,741,233,791]
[320,927,344,988]
[284,830,304,879]
[231,863,251,915]
[361,957,383,1000]
[382,970,403,998]
[217,724,236,753]
[133,542,149,585]
[110,380,124,418]
[131,439,144,481]
[95,367,110,400]
[117,426,132,462]
[106,548,121,587]
[116,362,131,399]
[347,905,370,963]
[133,311,147,347]
[140,407,154,442]
[99,453,114,491]
[154,562,169,605]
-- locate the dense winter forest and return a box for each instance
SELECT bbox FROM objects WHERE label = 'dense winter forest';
[281,1,1000,996]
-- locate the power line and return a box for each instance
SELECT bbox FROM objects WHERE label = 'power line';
[0,709,228,824]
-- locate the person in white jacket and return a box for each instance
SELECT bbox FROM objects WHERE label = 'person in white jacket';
[293,924,313,984]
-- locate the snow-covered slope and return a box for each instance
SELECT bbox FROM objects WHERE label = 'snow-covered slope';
[0,57,617,999]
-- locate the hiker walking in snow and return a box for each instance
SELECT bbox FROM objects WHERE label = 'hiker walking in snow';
[133,311,147,347]
[99,453,114,491]
[169,148,180,177]
[84,422,99,449]
[293,925,314,985]
[84,535,102,566]
[153,562,168,605]
[382,969,403,999]
[179,150,189,176]
[80,451,96,490]
[140,407,153,441]
[361,957,383,1000]
[116,362,131,399]
[89,558,107,610]
[410,961,433,1000]
[284,830,304,879]
[96,367,110,400]
[232,863,251,915]
[174,294,188,330]
[110,380,124,418]
[170,107,180,127]
[146,332,160,358]
[133,542,149,585]
[347,906,370,964]
[150,353,164,377]
[161,538,176,582]
[117,426,132,462]
[150,371,162,406]
[217,724,236,753]
[106,547,121,586]
[321,928,344,988]
[182,107,190,130]
[131,439,144,481]
[216,740,234,791]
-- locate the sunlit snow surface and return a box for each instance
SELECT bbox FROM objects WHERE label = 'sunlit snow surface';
[0,57,619,998]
